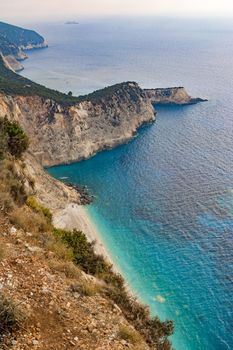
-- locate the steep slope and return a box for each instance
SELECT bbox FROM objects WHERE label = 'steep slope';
[0,120,172,350]
[0,22,47,50]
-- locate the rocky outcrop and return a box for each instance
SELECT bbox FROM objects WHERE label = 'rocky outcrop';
[3,55,24,72]
[19,40,48,51]
[144,87,207,105]
[25,152,81,209]
[0,82,156,167]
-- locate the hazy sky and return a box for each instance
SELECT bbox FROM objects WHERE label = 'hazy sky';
[1,0,233,22]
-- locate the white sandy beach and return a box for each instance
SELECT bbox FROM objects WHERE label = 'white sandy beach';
[53,203,115,268]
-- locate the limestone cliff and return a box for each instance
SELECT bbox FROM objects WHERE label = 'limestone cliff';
[144,87,207,105]
[0,82,156,167]
[3,54,24,72]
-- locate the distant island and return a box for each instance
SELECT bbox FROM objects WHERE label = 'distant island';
[65,21,79,25]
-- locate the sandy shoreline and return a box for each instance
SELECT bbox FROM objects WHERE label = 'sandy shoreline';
[53,203,138,298]
[53,203,116,270]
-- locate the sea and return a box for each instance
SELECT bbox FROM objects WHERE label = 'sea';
[21,17,233,350]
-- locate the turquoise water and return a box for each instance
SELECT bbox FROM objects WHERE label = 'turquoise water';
[23,18,233,350]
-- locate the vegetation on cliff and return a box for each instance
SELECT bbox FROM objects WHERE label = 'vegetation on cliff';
[0,35,19,58]
[0,117,29,159]
[0,55,81,104]
[0,54,146,107]
[0,22,45,49]
[0,118,174,349]
[0,21,46,62]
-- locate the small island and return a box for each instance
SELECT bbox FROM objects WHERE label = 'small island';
[65,21,79,25]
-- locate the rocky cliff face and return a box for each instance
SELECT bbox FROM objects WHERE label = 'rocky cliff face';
[0,82,155,167]
[144,87,207,105]
[3,54,24,72]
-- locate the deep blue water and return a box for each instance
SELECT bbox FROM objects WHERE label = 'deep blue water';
[22,18,233,350]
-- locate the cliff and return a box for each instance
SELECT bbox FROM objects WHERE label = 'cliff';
[2,54,24,72]
[0,82,156,167]
[144,87,207,105]
[0,50,207,170]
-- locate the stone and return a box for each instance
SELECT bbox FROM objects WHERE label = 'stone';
[32,339,39,345]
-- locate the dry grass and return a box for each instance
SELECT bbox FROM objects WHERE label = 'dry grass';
[10,206,51,233]
[70,279,102,297]
[0,294,26,338]
[0,244,6,262]
[0,239,10,262]
[49,259,81,279]
[118,324,144,345]
[0,190,15,213]
[44,235,74,261]
[0,159,27,206]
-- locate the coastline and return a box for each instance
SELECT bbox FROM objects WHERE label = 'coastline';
[53,203,118,272]
[52,202,148,300]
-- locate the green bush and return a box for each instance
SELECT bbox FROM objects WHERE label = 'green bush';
[53,228,110,275]
[0,117,29,159]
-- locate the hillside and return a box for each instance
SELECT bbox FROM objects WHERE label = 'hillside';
[0,54,81,104]
[0,118,173,350]
[0,22,46,49]
[0,21,47,71]
[0,35,20,58]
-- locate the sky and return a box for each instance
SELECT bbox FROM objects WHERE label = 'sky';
[1,0,233,22]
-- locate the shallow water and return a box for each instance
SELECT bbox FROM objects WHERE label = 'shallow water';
[23,17,233,350]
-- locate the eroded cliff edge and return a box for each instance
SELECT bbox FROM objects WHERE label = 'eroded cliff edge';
[0,82,156,167]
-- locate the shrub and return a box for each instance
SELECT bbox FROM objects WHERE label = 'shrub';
[70,280,102,297]
[0,117,29,159]
[118,324,143,345]
[44,235,74,261]
[0,128,8,160]
[53,228,110,275]
[49,259,81,279]
[0,159,27,205]
[106,286,174,349]
[0,294,26,338]
[26,196,52,223]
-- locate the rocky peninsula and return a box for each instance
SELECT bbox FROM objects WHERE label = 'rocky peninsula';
[144,86,207,105]
[0,21,48,72]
